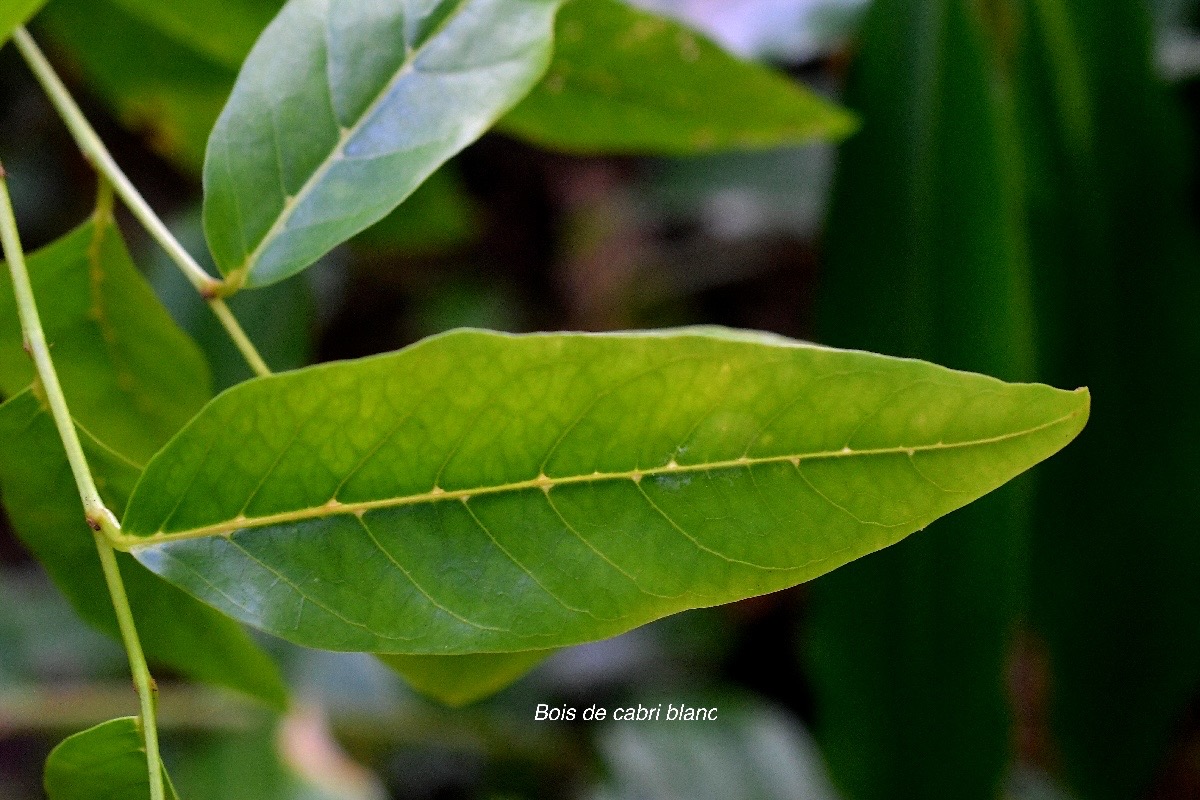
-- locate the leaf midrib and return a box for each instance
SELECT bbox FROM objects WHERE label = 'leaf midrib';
[117,401,1085,549]
[229,0,474,282]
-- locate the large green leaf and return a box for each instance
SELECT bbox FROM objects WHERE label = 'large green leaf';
[378,650,552,706]
[1013,0,1200,797]
[0,390,288,707]
[0,0,45,45]
[120,329,1086,654]
[44,717,179,800]
[805,1,1034,799]
[0,217,211,464]
[498,0,856,154]
[202,0,562,289]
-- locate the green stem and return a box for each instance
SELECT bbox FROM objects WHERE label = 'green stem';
[93,534,166,800]
[0,167,165,800]
[11,26,271,378]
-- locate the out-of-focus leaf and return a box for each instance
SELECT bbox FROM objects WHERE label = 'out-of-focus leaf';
[1013,1,1200,797]
[0,216,210,464]
[0,0,45,45]
[807,0,1034,798]
[590,698,840,800]
[500,0,856,155]
[38,0,242,172]
[202,0,563,289]
[99,0,278,69]
[120,328,1084,653]
[43,717,179,800]
[350,168,478,255]
[377,650,552,706]
[0,390,288,708]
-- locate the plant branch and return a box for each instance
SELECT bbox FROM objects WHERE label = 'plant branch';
[1,165,166,800]
[11,26,271,378]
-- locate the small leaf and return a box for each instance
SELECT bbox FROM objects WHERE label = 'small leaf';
[202,0,563,289]
[44,717,180,800]
[0,0,45,45]
[500,0,857,154]
[0,391,288,708]
[121,329,1088,654]
[0,218,211,463]
[378,650,552,706]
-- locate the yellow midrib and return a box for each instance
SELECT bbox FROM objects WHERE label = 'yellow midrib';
[113,401,1086,551]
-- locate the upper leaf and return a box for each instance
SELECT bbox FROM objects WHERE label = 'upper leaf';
[499,0,857,154]
[0,218,211,464]
[202,0,562,289]
[44,717,180,800]
[122,329,1088,654]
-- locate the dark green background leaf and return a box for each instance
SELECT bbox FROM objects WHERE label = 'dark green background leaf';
[202,0,563,288]
[122,329,1085,655]
[805,0,1035,798]
[1014,0,1200,796]
[0,217,210,464]
[499,0,856,154]
[43,717,179,800]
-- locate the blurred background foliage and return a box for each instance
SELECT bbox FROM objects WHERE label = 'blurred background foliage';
[2,0,1200,798]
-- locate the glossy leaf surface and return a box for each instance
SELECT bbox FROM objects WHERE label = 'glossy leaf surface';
[0,218,211,464]
[806,0,1034,798]
[0,391,288,707]
[202,0,562,288]
[378,650,552,706]
[499,0,856,154]
[44,717,179,800]
[1014,1,1200,796]
[123,329,1086,654]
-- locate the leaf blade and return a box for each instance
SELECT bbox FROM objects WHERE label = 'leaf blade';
[202,0,562,288]
[498,0,857,154]
[123,329,1087,654]
[44,717,180,800]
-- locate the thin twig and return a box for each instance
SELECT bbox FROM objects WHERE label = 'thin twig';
[11,26,271,378]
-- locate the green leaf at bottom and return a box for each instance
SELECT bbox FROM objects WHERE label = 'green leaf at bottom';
[44,717,179,800]
[121,329,1087,655]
